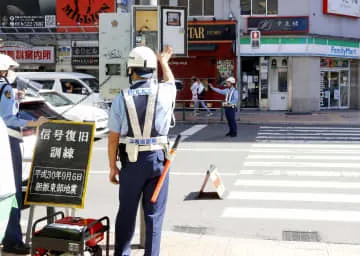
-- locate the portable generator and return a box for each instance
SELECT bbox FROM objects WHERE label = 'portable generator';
[31,211,109,256]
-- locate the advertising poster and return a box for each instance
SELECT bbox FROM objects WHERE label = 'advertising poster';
[133,6,159,53]
[0,0,56,31]
[57,0,115,32]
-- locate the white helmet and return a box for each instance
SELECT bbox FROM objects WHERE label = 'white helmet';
[0,54,19,71]
[127,46,157,70]
[225,76,236,84]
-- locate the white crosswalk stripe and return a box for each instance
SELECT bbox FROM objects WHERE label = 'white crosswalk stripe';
[221,125,360,242]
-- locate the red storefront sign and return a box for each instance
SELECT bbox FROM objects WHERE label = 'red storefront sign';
[56,0,115,32]
[160,20,237,107]
[0,47,55,64]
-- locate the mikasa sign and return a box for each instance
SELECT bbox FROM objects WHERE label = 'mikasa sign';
[323,0,360,18]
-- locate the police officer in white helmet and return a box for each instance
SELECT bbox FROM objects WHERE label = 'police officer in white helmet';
[107,45,176,256]
[0,54,48,254]
[209,76,239,137]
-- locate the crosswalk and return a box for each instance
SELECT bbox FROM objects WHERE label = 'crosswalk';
[221,125,360,243]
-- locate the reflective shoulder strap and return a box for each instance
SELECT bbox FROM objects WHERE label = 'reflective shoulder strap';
[0,83,7,102]
[143,83,157,138]
[122,88,142,138]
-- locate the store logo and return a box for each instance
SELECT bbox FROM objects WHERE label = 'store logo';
[62,0,111,24]
[330,46,357,57]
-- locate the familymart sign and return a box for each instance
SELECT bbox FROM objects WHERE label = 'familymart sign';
[240,37,360,59]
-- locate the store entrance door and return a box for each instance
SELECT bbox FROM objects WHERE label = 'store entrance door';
[320,70,349,109]
[269,58,288,110]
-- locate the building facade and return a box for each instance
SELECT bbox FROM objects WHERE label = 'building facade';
[234,0,360,112]
[1,0,359,112]
[160,0,360,112]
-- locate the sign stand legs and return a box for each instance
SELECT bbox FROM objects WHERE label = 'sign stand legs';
[25,205,35,246]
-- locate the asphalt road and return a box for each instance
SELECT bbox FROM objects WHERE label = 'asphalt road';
[22,123,360,245]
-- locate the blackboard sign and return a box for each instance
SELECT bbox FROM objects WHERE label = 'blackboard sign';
[24,121,95,208]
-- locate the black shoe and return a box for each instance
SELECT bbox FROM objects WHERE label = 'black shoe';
[225,132,231,136]
[230,133,237,137]
[3,244,30,254]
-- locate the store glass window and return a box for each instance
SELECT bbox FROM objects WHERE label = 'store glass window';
[252,0,266,15]
[240,0,278,15]
[178,0,214,16]
[278,71,287,92]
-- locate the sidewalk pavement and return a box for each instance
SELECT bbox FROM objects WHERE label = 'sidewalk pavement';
[175,109,360,126]
[108,231,360,256]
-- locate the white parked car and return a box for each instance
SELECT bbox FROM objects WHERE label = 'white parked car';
[16,72,109,110]
[39,90,109,138]
[18,94,66,181]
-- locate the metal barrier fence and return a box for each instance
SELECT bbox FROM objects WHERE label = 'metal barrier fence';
[175,99,225,121]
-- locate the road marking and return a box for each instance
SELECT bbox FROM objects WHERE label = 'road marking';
[256,135,360,140]
[89,170,237,176]
[94,147,251,152]
[252,143,360,148]
[227,191,360,203]
[221,207,360,222]
[256,140,360,144]
[258,132,360,136]
[179,124,207,141]
[249,148,360,154]
[239,169,360,178]
[260,129,360,133]
[234,179,360,189]
[244,161,360,168]
[260,126,360,130]
[247,154,360,161]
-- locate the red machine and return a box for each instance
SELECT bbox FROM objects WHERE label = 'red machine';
[32,211,109,256]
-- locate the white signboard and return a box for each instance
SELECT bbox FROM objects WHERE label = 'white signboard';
[161,6,187,56]
[99,13,131,101]
[324,0,360,18]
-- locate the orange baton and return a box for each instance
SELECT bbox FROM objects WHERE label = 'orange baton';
[151,135,181,203]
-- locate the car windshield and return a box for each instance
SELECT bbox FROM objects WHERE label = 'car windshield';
[40,92,74,107]
[19,101,65,120]
[81,78,99,93]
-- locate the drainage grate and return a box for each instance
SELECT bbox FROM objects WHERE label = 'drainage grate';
[282,231,320,242]
[172,225,210,235]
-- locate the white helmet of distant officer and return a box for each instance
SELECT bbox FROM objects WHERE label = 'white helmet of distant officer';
[0,53,19,84]
[127,46,157,84]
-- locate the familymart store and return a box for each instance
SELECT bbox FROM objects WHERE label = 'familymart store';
[239,37,360,112]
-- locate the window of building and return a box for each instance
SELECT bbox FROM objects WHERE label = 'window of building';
[241,0,278,15]
[159,0,169,5]
[135,0,169,5]
[178,0,214,16]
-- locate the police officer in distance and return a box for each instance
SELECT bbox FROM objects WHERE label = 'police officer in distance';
[107,45,176,256]
[0,54,48,254]
[209,76,239,137]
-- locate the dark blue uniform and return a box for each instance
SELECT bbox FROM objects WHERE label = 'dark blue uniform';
[109,79,176,256]
[212,86,239,137]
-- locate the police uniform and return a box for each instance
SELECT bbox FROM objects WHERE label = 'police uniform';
[108,78,176,256]
[0,78,28,249]
[212,86,239,136]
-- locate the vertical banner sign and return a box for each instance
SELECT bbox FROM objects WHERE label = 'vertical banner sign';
[56,0,115,32]
[161,6,187,56]
[25,121,95,208]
